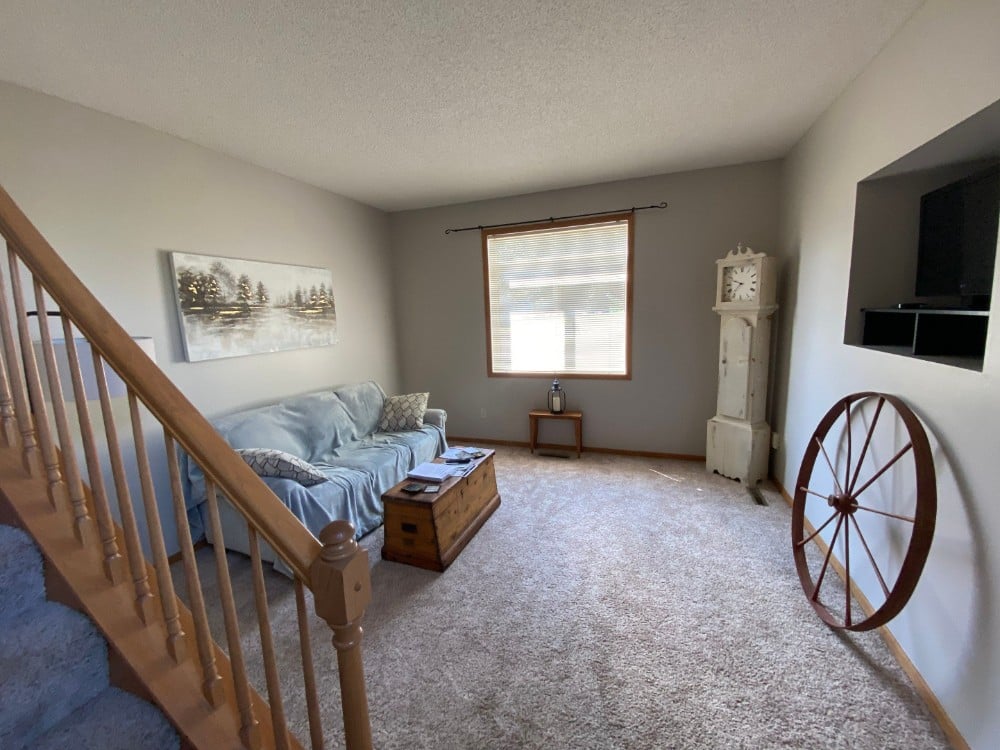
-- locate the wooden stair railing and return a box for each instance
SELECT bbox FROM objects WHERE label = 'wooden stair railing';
[0,183,373,750]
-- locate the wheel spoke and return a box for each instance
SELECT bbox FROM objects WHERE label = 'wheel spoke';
[799,486,830,502]
[850,515,890,598]
[845,398,853,495]
[844,516,852,627]
[815,437,844,495]
[796,511,838,547]
[848,397,885,495]
[812,514,844,602]
[853,442,913,498]
[855,504,915,523]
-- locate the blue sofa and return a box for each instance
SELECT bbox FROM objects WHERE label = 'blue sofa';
[183,381,446,571]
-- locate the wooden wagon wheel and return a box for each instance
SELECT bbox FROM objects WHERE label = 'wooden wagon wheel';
[792,392,936,631]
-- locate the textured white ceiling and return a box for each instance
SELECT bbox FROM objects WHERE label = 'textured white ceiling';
[0,1,924,211]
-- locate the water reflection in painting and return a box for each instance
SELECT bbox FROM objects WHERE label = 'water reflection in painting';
[169,251,338,362]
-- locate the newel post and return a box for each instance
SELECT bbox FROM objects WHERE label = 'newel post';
[311,520,373,750]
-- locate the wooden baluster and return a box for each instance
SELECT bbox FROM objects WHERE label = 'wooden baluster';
[0,241,40,474]
[248,525,291,750]
[8,252,64,505]
[33,283,91,542]
[312,521,373,750]
[92,348,154,622]
[0,297,17,446]
[128,391,186,661]
[295,578,325,750]
[203,480,261,749]
[164,432,224,707]
[60,317,125,584]
[0,353,17,447]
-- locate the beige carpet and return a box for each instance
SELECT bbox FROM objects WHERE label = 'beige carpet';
[184,447,949,749]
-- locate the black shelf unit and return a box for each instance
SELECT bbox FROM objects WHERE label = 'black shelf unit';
[862,308,989,363]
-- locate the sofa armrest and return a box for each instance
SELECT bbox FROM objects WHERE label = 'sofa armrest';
[424,408,447,430]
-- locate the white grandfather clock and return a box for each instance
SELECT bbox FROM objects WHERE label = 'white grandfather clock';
[706,244,778,485]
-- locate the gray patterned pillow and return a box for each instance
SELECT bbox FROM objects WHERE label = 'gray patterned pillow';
[377,392,429,431]
[235,448,327,486]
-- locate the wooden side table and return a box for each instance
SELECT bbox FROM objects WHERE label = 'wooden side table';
[528,410,583,458]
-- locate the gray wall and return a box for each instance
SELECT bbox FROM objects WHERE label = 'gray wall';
[773,2,1000,747]
[389,163,781,455]
[0,81,400,552]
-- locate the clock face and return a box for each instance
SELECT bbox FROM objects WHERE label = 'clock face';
[722,263,759,302]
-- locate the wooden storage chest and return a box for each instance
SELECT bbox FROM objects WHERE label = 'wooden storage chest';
[381,451,500,571]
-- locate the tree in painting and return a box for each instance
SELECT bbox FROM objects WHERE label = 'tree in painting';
[237,274,253,305]
[176,270,224,310]
[210,261,238,300]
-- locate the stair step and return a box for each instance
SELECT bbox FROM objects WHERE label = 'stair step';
[0,601,109,748]
[31,686,179,750]
[0,524,45,623]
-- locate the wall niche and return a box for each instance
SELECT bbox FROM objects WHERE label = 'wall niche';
[845,99,1000,371]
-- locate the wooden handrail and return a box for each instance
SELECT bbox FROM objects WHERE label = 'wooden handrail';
[0,184,321,582]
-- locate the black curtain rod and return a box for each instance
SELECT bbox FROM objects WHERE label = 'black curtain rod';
[444,201,667,234]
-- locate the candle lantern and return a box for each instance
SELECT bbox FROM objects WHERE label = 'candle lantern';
[547,378,566,414]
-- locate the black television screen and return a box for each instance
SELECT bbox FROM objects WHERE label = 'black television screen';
[915,165,999,304]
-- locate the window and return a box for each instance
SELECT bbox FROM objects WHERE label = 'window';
[482,213,633,378]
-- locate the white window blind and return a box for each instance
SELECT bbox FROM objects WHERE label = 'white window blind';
[484,216,632,377]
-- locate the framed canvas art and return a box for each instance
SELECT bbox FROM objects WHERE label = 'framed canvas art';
[169,251,338,362]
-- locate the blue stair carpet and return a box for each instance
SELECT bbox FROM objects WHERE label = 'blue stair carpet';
[0,524,179,749]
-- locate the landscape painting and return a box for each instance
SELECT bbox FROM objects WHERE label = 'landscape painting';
[169,251,338,362]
